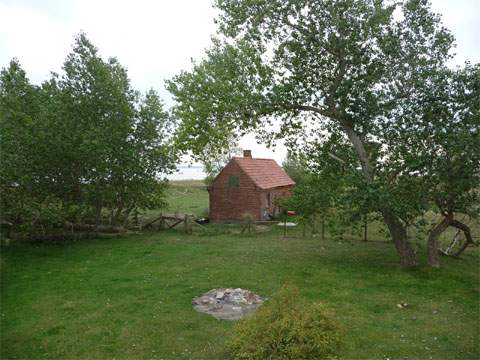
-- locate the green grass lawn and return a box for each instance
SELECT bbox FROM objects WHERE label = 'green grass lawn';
[1,181,479,359]
[164,180,209,217]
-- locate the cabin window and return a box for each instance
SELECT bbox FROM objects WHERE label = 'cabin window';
[228,175,239,188]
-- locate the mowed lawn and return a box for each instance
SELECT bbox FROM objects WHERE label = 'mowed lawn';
[1,182,479,359]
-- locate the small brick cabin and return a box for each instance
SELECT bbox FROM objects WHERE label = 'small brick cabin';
[208,150,295,222]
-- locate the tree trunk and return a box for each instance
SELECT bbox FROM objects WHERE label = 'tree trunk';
[427,213,453,268]
[109,209,114,225]
[112,204,124,225]
[311,214,317,235]
[449,219,476,257]
[133,208,139,227]
[342,122,418,267]
[122,205,135,227]
[321,217,325,241]
[342,124,375,182]
[381,210,418,267]
[95,203,102,230]
[363,214,368,242]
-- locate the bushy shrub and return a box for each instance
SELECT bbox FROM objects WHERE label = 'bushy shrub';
[226,285,343,360]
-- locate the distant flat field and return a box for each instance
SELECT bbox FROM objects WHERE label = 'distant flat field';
[165,180,209,217]
[141,180,209,220]
[1,181,478,359]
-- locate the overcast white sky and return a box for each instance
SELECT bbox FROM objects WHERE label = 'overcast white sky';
[1,0,479,164]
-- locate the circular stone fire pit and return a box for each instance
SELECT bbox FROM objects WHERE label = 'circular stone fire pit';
[192,288,264,320]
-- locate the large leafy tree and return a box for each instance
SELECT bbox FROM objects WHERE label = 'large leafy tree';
[1,34,177,236]
[57,34,177,225]
[108,89,177,224]
[57,33,138,224]
[168,0,454,266]
[0,59,44,229]
[387,63,480,266]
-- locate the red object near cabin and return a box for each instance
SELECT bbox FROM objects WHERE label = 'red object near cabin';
[208,150,296,222]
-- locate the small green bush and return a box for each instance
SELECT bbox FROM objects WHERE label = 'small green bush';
[226,285,342,360]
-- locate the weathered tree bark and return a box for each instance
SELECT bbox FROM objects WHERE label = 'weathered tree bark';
[311,214,317,235]
[363,214,368,242]
[112,205,124,225]
[122,205,135,227]
[382,209,418,267]
[95,203,102,230]
[427,213,453,267]
[321,217,325,241]
[449,219,476,257]
[133,208,139,228]
[109,209,114,225]
[342,124,375,182]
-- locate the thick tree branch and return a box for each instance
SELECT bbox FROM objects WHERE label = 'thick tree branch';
[341,122,375,182]
[284,103,332,117]
[428,212,453,267]
[449,219,478,257]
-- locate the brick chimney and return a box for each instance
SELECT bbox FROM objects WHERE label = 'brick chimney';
[243,149,252,158]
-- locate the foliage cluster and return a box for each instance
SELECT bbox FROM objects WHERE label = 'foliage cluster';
[200,137,241,186]
[227,285,342,360]
[0,33,177,237]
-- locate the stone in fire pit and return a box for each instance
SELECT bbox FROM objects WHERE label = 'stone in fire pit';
[192,288,264,320]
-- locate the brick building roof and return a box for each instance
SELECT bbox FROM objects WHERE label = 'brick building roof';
[232,157,295,190]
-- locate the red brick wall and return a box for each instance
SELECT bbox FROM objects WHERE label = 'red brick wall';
[259,186,294,218]
[209,161,262,222]
[209,161,294,222]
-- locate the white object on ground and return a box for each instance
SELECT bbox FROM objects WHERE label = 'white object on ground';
[277,222,297,227]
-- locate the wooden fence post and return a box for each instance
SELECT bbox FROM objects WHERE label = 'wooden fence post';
[321,218,325,241]
[134,208,139,228]
[312,214,317,235]
[364,214,368,242]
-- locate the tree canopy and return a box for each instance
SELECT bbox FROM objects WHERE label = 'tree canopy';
[167,0,477,267]
[0,33,177,237]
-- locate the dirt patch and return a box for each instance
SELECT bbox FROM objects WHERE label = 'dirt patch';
[254,225,271,232]
[192,288,264,320]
